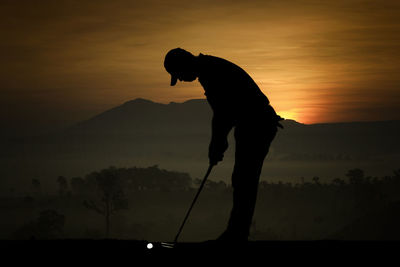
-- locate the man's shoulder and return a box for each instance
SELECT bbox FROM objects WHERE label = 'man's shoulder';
[199,53,235,66]
[198,54,246,77]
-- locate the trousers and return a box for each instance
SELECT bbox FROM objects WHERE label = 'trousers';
[225,117,277,240]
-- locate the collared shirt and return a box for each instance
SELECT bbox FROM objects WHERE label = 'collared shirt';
[197,53,274,125]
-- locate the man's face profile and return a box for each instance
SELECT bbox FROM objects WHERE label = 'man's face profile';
[164,48,197,86]
[177,69,197,83]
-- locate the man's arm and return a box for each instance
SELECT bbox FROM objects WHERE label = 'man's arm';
[209,112,234,166]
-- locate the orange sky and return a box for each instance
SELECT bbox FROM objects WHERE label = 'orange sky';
[1,0,400,133]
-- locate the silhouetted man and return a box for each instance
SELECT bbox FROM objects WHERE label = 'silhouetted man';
[164,48,283,242]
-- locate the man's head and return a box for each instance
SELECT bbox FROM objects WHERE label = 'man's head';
[164,48,198,86]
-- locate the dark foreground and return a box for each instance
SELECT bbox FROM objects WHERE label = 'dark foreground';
[1,240,399,263]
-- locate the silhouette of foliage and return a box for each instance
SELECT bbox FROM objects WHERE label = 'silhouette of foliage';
[12,209,65,239]
[31,178,41,195]
[70,165,192,196]
[57,176,68,196]
[6,166,400,240]
[70,176,87,195]
[346,168,365,185]
[83,166,129,238]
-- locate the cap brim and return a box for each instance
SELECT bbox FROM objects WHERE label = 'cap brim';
[170,76,178,86]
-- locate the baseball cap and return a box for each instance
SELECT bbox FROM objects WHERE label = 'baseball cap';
[164,48,192,86]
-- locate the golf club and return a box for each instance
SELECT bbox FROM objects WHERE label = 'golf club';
[161,164,214,248]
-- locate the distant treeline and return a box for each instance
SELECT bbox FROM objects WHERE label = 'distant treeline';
[48,165,400,227]
[260,168,400,204]
[56,165,193,196]
[9,165,400,240]
[53,165,400,194]
[28,165,400,199]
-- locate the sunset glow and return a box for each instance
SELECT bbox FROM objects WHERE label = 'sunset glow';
[1,0,400,133]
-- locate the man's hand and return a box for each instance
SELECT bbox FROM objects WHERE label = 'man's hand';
[209,138,228,166]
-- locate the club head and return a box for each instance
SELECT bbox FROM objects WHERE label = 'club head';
[160,242,175,249]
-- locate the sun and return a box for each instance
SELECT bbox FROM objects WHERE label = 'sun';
[276,109,303,123]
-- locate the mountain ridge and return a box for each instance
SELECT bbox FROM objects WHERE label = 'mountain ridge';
[71,97,400,130]
[2,97,399,188]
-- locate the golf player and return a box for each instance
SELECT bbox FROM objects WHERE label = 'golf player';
[164,48,283,242]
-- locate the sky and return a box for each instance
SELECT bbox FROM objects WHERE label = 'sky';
[1,0,400,135]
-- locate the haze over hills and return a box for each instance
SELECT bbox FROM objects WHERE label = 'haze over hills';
[2,98,400,193]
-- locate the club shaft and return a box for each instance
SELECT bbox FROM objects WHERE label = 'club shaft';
[174,165,213,243]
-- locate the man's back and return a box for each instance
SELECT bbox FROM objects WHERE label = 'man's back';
[197,54,271,122]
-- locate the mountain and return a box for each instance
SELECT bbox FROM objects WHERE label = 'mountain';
[68,98,211,135]
[60,97,399,163]
[2,98,400,192]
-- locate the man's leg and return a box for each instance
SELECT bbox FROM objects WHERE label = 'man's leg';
[220,124,276,241]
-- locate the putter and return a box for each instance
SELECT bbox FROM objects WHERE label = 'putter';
[161,164,214,248]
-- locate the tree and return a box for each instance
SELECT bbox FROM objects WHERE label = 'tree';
[312,176,321,185]
[36,210,65,237]
[57,176,68,196]
[12,209,65,239]
[83,167,129,238]
[31,178,41,195]
[70,177,86,195]
[346,168,365,185]
[394,169,400,179]
[332,178,346,187]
